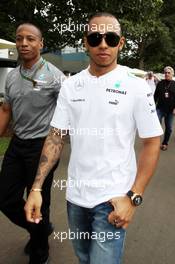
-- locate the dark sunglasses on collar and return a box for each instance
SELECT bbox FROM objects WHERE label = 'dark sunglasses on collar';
[86,32,120,47]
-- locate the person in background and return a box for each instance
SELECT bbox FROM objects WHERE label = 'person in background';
[25,13,162,264]
[145,71,158,94]
[0,22,64,264]
[154,66,175,151]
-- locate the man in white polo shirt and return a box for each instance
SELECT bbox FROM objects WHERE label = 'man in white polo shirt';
[25,12,163,264]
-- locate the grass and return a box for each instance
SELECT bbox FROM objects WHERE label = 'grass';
[0,137,10,156]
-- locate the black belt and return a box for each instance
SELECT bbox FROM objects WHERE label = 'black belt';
[13,134,46,143]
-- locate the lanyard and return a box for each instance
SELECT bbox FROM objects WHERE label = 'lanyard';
[19,59,45,87]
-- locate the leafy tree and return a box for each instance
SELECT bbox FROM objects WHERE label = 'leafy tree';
[0,0,175,71]
[70,0,167,70]
[117,0,165,70]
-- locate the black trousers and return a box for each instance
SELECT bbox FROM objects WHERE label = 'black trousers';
[0,135,59,263]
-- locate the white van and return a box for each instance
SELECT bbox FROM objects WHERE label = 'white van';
[0,57,17,99]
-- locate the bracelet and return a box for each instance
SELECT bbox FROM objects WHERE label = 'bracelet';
[30,188,42,192]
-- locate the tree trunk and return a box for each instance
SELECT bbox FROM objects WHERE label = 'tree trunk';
[138,40,145,69]
[139,57,145,70]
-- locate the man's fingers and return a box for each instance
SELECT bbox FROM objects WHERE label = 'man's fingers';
[24,192,43,223]
[108,211,129,229]
[122,223,129,229]
[108,211,117,224]
[24,204,42,223]
[33,206,42,224]
[115,219,128,228]
[24,204,35,223]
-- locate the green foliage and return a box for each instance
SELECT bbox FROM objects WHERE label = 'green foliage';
[0,0,175,71]
[0,138,10,156]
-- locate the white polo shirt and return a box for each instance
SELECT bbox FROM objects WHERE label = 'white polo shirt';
[51,65,163,208]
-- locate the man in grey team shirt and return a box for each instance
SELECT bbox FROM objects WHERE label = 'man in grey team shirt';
[0,23,64,264]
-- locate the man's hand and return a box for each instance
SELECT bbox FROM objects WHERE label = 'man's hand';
[24,128,65,224]
[24,191,43,223]
[108,196,136,229]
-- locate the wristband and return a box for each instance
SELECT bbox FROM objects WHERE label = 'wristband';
[30,188,42,192]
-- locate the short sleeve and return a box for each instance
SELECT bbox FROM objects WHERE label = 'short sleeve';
[4,76,11,104]
[134,84,163,138]
[50,83,70,130]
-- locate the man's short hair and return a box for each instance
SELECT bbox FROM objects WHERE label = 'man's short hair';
[85,12,122,36]
[147,71,154,79]
[164,66,174,76]
[16,22,43,39]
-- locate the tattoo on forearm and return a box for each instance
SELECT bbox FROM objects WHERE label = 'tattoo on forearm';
[40,155,48,164]
[33,127,66,187]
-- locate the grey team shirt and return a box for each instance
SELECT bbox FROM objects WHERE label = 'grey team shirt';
[4,58,65,139]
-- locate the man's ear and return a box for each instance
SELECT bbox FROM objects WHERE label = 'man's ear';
[84,36,89,52]
[83,36,90,56]
[118,36,125,51]
[40,37,44,49]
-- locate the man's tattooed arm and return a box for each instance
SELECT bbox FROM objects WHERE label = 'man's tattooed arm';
[32,127,67,189]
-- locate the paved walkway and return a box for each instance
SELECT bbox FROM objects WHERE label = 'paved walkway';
[0,132,175,264]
